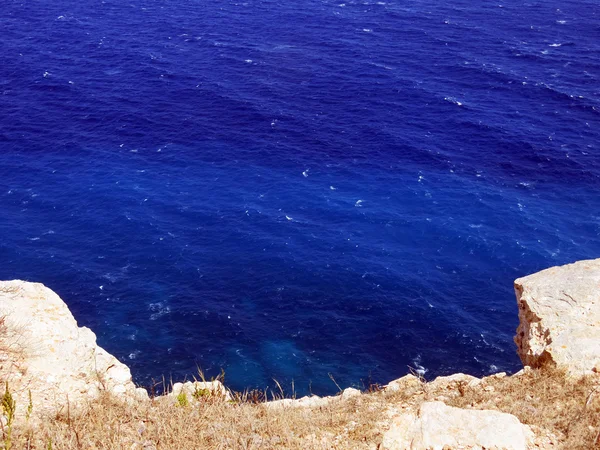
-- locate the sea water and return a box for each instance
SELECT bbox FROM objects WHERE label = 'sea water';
[0,0,599,394]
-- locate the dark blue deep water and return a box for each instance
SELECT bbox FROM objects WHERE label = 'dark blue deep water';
[1,0,599,395]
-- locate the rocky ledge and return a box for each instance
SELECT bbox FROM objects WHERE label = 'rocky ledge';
[0,280,148,420]
[515,258,600,373]
[1,258,599,448]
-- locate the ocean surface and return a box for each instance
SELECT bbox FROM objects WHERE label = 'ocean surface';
[1,0,599,395]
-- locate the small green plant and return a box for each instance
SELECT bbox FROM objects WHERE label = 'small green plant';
[192,387,211,401]
[47,439,52,450]
[176,391,189,407]
[2,382,16,450]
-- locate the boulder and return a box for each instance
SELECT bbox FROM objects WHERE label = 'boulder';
[167,380,232,403]
[0,280,147,420]
[514,259,600,373]
[381,401,534,450]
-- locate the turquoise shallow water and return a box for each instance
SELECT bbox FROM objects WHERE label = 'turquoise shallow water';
[0,0,599,394]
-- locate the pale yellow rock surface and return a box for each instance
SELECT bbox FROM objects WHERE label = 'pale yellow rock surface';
[0,280,147,419]
[514,258,600,373]
[381,401,534,450]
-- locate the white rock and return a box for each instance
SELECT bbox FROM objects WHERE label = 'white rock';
[514,259,600,374]
[341,387,361,399]
[382,401,534,450]
[513,366,532,377]
[266,387,360,409]
[0,280,147,419]
[429,373,481,389]
[168,380,231,402]
[385,374,422,393]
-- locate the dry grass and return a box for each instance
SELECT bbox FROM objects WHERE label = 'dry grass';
[444,367,600,449]
[0,367,599,449]
[11,389,387,450]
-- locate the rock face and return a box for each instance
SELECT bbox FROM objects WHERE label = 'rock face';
[514,258,600,373]
[0,280,147,419]
[382,401,534,450]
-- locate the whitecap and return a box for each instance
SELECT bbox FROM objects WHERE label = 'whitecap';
[285,215,293,221]
[556,20,566,24]
[103,273,117,282]
[29,237,40,241]
[329,185,337,190]
[244,59,253,63]
[549,43,562,47]
[444,96,463,106]
[362,28,373,32]
[355,199,363,207]
[480,333,490,345]
[149,302,171,320]
[302,169,309,177]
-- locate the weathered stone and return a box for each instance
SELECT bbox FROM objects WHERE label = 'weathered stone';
[385,374,423,395]
[266,387,361,409]
[429,373,481,390]
[513,366,532,377]
[381,401,534,450]
[0,280,147,419]
[514,259,600,373]
[168,380,231,403]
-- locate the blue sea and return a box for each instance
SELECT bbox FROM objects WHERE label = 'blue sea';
[1,0,599,395]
